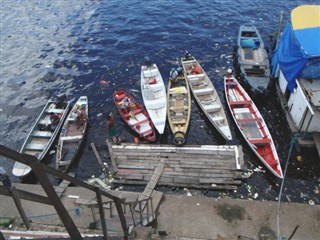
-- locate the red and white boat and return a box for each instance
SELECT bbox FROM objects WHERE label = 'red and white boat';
[113,90,157,142]
[224,72,283,178]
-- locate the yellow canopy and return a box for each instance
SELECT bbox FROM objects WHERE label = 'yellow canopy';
[291,5,320,30]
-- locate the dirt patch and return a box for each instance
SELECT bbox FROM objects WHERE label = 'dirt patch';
[216,203,245,223]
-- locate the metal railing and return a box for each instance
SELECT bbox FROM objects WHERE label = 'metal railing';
[0,144,128,240]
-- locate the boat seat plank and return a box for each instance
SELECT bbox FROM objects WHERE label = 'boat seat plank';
[248,138,271,145]
[225,81,237,86]
[187,73,205,80]
[60,135,83,141]
[131,109,142,115]
[172,118,187,124]
[142,129,153,137]
[211,116,225,122]
[193,88,214,95]
[237,118,263,123]
[203,104,221,113]
[143,69,158,78]
[132,118,149,126]
[229,100,251,106]
[25,143,46,151]
[45,109,64,114]
[182,60,197,64]
[170,106,189,111]
[32,131,53,138]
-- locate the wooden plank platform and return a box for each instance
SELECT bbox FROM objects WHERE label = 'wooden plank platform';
[107,141,247,190]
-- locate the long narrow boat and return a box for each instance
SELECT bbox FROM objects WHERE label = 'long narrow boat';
[181,53,232,141]
[113,90,156,142]
[237,25,271,97]
[167,66,191,146]
[12,96,70,177]
[56,96,89,172]
[224,71,283,178]
[141,63,167,135]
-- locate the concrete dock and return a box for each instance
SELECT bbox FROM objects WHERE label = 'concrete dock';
[0,183,319,239]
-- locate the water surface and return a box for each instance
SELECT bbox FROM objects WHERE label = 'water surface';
[1,0,319,204]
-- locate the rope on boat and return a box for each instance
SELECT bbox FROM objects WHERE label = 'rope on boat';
[276,132,300,240]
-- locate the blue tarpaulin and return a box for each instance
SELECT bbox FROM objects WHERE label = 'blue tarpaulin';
[272,26,308,92]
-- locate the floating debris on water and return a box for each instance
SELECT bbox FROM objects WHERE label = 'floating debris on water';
[99,80,110,85]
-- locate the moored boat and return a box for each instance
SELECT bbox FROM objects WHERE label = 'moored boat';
[181,53,232,141]
[113,90,156,142]
[271,5,320,155]
[167,64,191,146]
[56,96,89,172]
[237,25,271,97]
[141,62,167,135]
[224,70,283,178]
[12,95,70,177]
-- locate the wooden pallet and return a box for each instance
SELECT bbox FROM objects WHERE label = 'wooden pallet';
[107,141,246,190]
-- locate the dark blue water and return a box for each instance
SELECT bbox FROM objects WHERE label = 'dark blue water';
[1,0,319,204]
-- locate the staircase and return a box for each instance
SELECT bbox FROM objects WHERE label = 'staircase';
[75,190,163,237]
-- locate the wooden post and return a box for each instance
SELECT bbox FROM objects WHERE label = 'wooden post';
[129,203,136,226]
[95,187,108,239]
[109,202,113,218]
[91,143,104,168]
[90,207,98,227]
[146,199,150,224]
[10,186,30,229]
[23,154,82,240]
[150,197,155,220]
[138,202,143,224]
[114,198,128,240]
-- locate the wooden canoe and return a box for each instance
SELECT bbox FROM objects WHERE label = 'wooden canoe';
[237,25,271,96]
[12,96,70,177]
[224,72,283,178]
[56,96,89,172]
[181,54,232,141]
[141,63,167,135]
[113,90,156,142]
[167,68,191,146]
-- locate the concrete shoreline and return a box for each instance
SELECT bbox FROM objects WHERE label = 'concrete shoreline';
[0,183,319,239]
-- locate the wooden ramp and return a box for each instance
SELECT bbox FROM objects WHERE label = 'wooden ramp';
[107,141,247,190]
